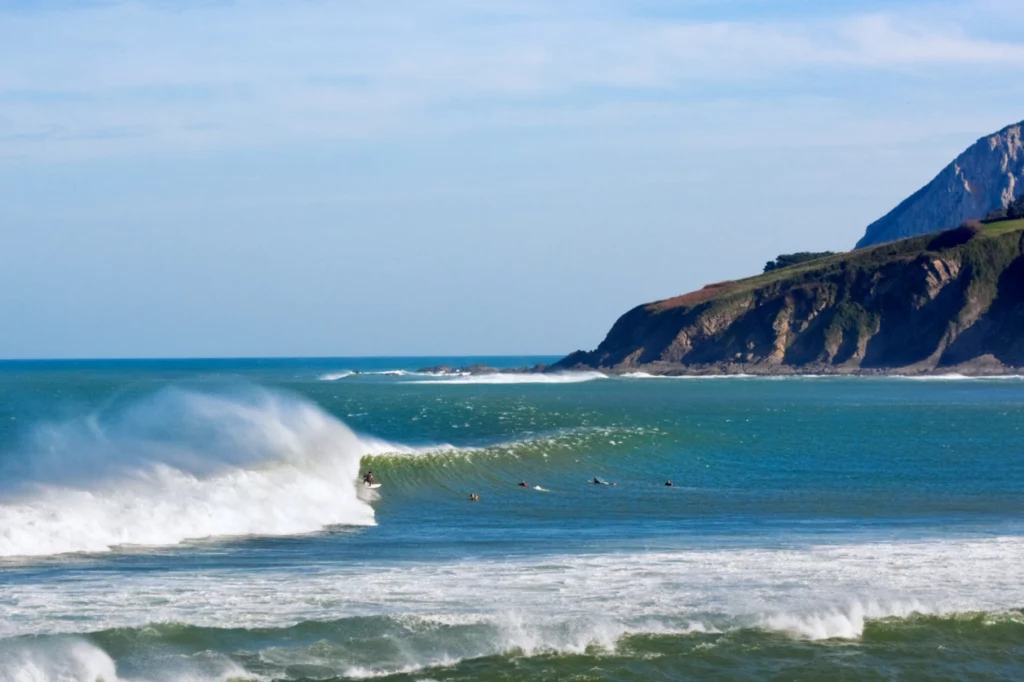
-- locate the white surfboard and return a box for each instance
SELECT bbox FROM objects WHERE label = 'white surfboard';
[363,483,382,489]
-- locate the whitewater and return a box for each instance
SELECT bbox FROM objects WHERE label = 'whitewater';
[0,387,393,557]
[1,356,1024,681]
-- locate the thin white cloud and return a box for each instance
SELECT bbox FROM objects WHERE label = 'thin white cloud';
[837,14,1024,66]
[0,0,1022,160]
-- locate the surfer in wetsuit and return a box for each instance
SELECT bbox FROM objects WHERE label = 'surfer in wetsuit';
[363,471,375,486]
[592,477,603,485]
[518,481,528,487]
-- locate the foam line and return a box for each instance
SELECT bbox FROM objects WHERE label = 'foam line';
[414,372,607,385]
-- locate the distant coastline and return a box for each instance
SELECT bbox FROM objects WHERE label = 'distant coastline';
[420,361,1024,379]
[544,219,1024,378]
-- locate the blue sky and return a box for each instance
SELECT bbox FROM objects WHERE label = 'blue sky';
[2,0,1024,358]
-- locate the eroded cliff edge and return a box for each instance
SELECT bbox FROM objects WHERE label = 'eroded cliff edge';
[556,220,1024,376]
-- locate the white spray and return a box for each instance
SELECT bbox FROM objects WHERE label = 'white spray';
[0,386,376,557]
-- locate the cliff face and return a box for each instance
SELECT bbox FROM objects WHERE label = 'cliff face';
[558,220,1024,375]
[857,122,1024,248]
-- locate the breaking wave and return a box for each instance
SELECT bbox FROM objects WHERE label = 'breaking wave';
[4,530,1024,679]
[320,369,463,381]
[4,607,1024,682]
[0,636,248,682]
[0,387,407,558]
[319,371,354,381]
[414,371,607,385]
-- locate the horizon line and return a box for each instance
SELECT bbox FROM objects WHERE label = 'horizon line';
[0,353,566,363]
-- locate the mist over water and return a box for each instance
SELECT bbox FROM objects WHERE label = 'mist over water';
[1,358,1023,680]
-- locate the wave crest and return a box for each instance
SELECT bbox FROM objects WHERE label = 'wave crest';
[0,635,250,682]
[0,387,379,557]
[319,371,354,381]
[759,599,931,640]
[8,608,1023,682]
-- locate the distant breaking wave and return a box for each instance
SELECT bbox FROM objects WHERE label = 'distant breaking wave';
[319,371,353,381]
[319,369,459,381]
[414,371,607,385]
[0,387,441,558]
[319,370,606,384]
[326,370,1024,383]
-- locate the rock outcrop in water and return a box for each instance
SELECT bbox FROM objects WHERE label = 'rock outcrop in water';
[857,121,1024,248]
[556,219,1024,375]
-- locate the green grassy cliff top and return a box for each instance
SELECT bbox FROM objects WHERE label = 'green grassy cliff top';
[650,219,1024,314]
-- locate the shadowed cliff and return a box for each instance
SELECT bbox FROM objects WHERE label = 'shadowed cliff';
[557,219,1024,375]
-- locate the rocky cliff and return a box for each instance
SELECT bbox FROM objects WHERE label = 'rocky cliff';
[857,121,1024,248]
[557,219,1024,375]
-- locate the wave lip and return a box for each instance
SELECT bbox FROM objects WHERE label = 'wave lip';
[759,599,931,640]
[357,434,460,457]
[0,635,251,682]
[0,386,380,558]
[0,638,120,682]
[319,371,354,381]
[414,371,607,385]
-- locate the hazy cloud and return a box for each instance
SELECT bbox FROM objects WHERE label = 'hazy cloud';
[0,0,1022,160]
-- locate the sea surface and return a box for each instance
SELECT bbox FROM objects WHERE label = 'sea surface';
[1,357,1024,681]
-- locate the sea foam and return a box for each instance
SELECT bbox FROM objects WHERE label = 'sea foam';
[2,536,1024,678]
[0,387,383,557]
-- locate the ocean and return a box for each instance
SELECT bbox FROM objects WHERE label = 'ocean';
[1,357,1023,681]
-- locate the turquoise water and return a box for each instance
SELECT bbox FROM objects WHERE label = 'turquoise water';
[1,358,1024,680]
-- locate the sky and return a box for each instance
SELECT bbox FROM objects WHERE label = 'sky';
[2,0,1024,358]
